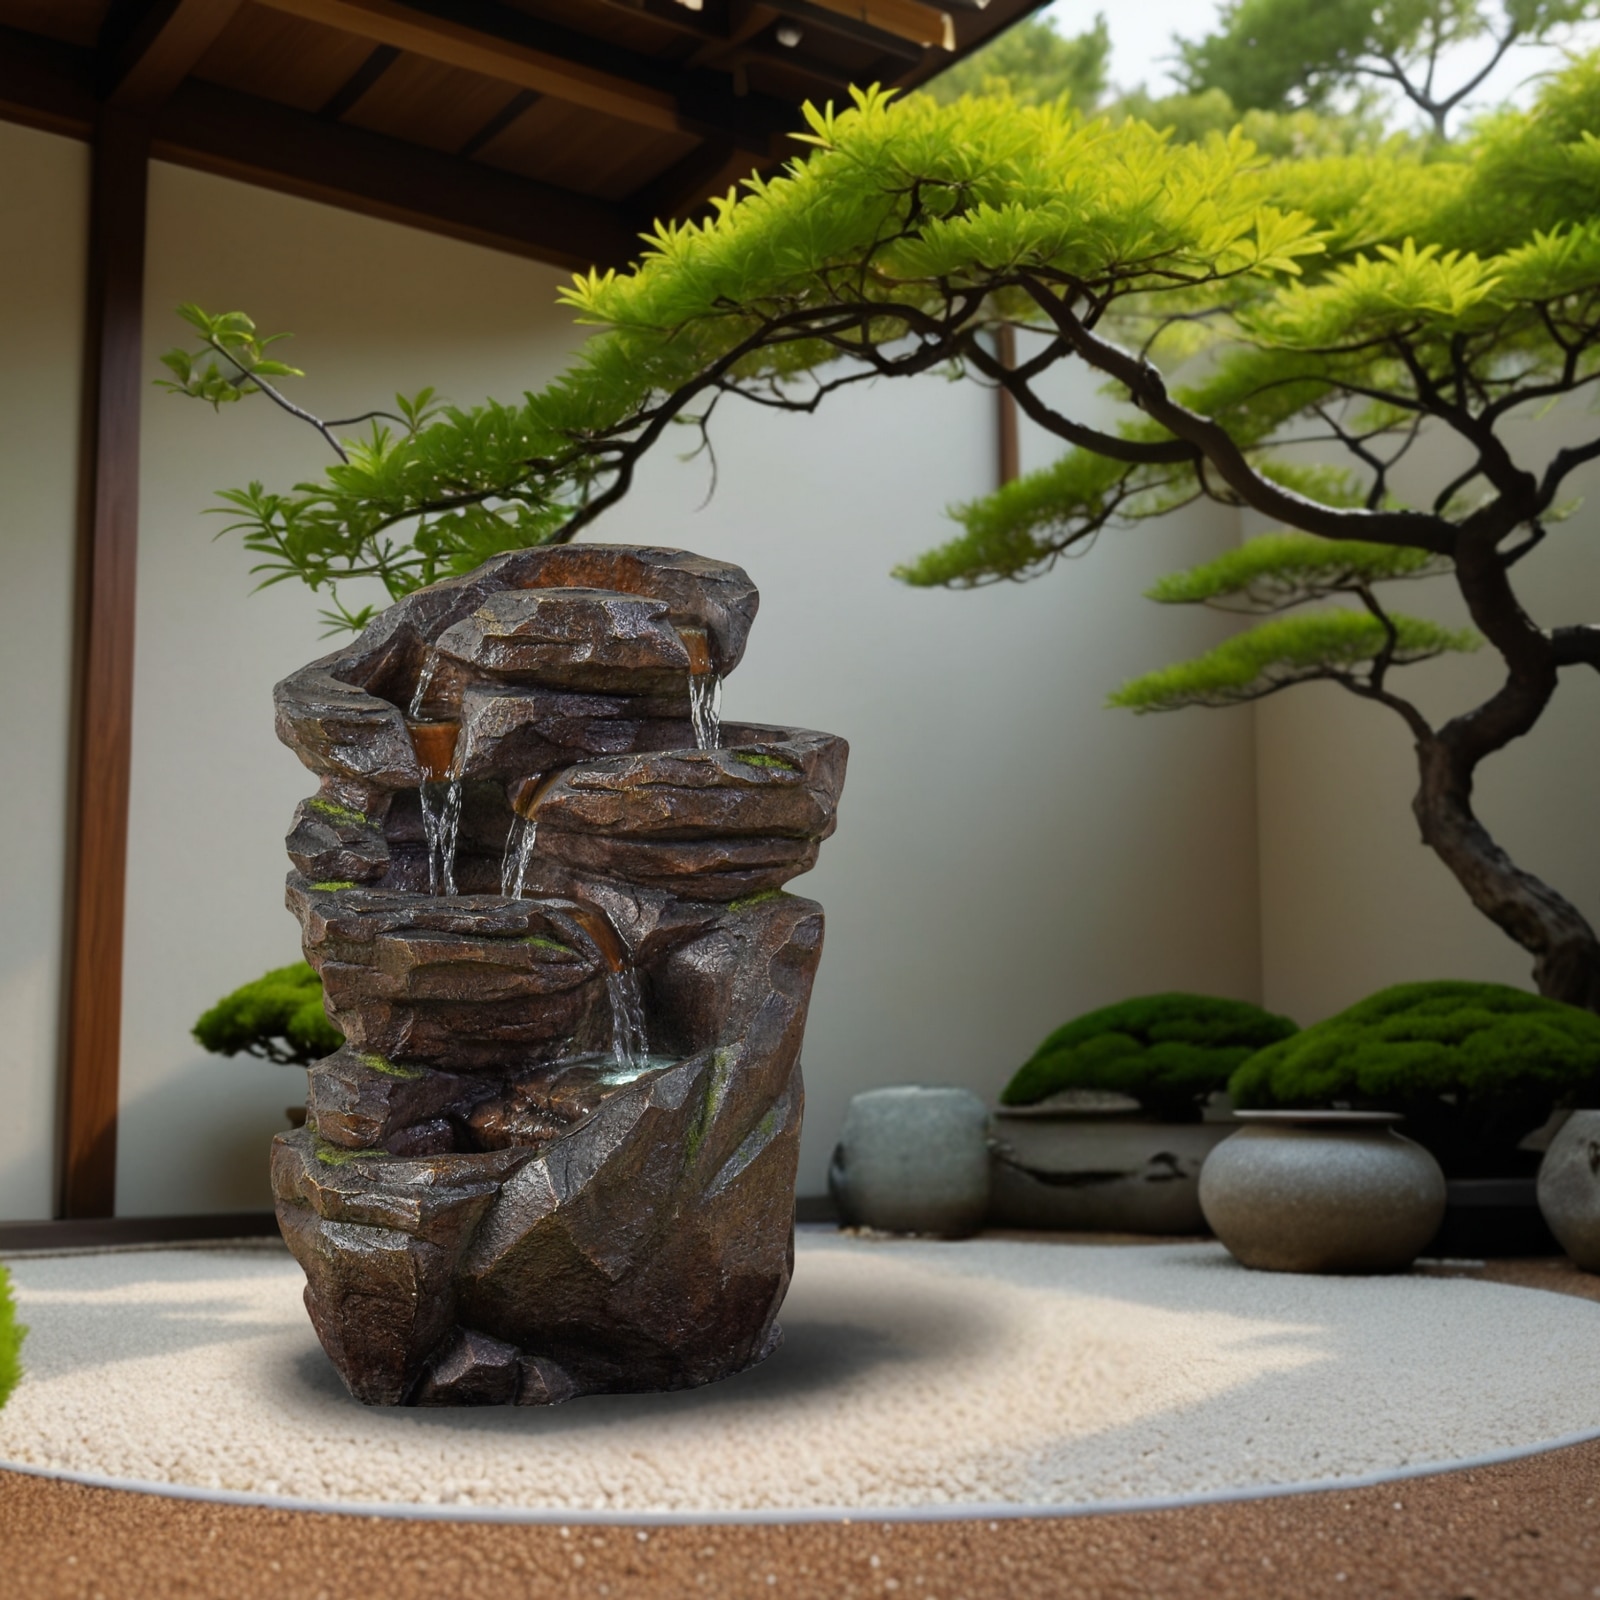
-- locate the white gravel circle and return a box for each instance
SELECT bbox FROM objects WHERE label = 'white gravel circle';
[3,1234,1599,1516]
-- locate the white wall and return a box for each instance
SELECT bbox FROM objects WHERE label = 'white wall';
[0,123,88,1221]
[119,163,587,1214]
[116,162,1263,1209]
[1256,412,1600,1023]
[596,355,1263,1188]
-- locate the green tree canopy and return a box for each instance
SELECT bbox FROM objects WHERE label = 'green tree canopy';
[924,13,1110,107]
[1174,0,1600,136]
[166,56,1600,1007]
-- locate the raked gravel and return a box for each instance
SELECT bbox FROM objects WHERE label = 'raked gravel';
[3,1233,1599,1516]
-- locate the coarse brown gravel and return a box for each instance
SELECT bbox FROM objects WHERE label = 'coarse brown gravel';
[4,1253,1600,1599]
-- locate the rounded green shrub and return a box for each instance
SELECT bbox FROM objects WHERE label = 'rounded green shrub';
[1001,994,1300,1122]
[1229,980,1600,1176]
[0,1265,24,1411]
[193,961,342,1067]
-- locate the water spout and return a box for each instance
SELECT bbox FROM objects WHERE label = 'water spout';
[689,673,722,751]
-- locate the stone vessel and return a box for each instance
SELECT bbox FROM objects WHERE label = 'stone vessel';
[988,1093,1234,1235]
[828,1086,991,1237]
[270,545,847,1406]
[1537,1110,1600,1270]
[1199,1111,1446,1274]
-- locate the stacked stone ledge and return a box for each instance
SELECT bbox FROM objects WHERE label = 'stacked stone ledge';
[270,545,847,1406]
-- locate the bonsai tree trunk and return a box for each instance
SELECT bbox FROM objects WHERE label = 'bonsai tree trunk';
[1413,736,1600,1009]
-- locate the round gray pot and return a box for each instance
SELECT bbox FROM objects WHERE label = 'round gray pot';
[1537,1108,1600,1270]
[1199,1111,1447,1274]
[989,1094,1233,1234]
[828,1086,990,1237]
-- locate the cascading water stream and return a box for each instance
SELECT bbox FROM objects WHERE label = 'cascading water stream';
[689,673,722,751]
[419,773,465,896]
[607,963,648,1072]
[409,650,439,720]
[502,812,539,898]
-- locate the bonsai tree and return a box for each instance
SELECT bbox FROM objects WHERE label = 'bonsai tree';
[1002,994,1298,1121]
[163,54,1600,1007]
[193,962,343,1067]
[1229,979,1600,1173]
[0,1267,21,1411]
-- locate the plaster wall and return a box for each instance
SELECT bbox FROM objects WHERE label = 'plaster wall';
[1255,414,1600,1024]
[0,123,88,1221]
[119,164,589,1214]
[117,163,1263,1212]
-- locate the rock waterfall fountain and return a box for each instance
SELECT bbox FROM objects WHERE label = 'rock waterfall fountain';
[272,545,847,1406]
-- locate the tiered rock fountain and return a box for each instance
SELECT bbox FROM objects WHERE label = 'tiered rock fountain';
[271,546,847,1406]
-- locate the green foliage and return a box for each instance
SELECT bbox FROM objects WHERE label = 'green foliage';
[0,1266,23,1411]
[1229,980,1600,1172]
[1002,993,1300,1121]
[1174,0,1599,136]
[157,305,304,405]
[1110,610,1479,711]
[924,15,1110,108]
[1112,87,1390,158]
[193,962,342,1067]
[1145,533,1450,608]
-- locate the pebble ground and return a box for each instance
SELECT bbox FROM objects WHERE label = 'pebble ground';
[2,1255,1597,1599]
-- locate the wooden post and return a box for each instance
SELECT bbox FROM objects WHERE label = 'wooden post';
[61,105,150,1219]
[995,322,1019,487]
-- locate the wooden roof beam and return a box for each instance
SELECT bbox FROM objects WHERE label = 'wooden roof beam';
[101,0,245,112]
[153,78,641,268]
[788,0,954,51]
[250,0,791,152]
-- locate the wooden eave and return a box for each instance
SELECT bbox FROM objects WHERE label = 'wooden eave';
[0,0,1045,269]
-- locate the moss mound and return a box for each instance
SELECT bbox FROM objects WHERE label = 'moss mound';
[0,1265,24,1410]
[1229,980,1600,1176]
[193,961,343,1067]
[1002,994,1299,1122]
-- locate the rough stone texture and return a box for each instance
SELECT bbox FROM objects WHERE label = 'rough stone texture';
[271,544,845,1405]
[434,588,700,695]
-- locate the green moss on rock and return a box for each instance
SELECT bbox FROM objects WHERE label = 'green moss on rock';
[193,962,343,1067]
[520,935,576,955]
[1002,993,1299,1122]
[0,1266,23,1411]
[1228,980,1600,1176]
[315,1138,386,1167]
[307,797,368,826]
[357,1052,424,1081]
[734,752,799,771]
[728,889,786,913]
[310,880,359,892]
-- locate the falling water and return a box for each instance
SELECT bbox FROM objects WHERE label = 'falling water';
[419,781,444,895]
[419,777,465,896]
[409,650,439,720]
[438,775,464,895]
[502,812,539,898]
[689,672,722,751]
[607,964,648,1072]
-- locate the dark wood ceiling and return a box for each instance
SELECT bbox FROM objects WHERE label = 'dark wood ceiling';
[0,0,1041,268]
